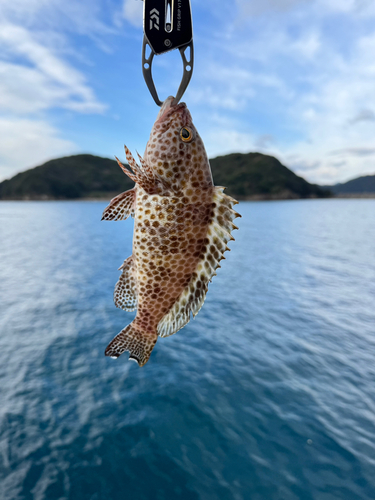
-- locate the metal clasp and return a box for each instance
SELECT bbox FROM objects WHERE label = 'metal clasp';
[142,0,194,106]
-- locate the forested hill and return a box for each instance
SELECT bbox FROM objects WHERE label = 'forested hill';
[322,175,375,195]
[210,153,328,199]
[0,152,330,200]
[0,155,134,201]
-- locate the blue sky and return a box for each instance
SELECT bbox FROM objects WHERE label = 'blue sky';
[1,0,375,184]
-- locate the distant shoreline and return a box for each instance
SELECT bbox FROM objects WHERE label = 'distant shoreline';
[1,194,374,202]
[0,152,332,202]
[2,153,374,201]
[330,193,375,198]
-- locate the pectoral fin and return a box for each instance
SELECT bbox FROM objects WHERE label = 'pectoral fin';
[114,256,138,311]
[102,188,135,221]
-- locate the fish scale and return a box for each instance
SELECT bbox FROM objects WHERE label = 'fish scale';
[102,96,240,366]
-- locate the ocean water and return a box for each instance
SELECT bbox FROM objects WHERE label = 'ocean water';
[0,199,374,500]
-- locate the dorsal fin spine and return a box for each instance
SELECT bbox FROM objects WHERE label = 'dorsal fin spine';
[115,156,137,183]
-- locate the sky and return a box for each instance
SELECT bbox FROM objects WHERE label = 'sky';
[1,0,375,185]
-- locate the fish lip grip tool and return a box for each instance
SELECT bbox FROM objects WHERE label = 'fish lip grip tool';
[142,0,194,106]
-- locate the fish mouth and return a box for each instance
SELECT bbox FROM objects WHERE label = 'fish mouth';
[156,96,189,126]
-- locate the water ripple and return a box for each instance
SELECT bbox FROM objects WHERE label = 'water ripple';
[0,200,374,499]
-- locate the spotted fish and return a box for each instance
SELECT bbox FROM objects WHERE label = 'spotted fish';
[102,96,240,366]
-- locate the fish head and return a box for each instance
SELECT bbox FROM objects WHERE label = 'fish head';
[144,96,212,189]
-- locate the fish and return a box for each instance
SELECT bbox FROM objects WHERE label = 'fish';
[102,96,240,366]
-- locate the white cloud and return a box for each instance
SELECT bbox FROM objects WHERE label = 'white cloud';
[0,0,115,37]
[281,29,375,182]
[195,114,275,160]
[205,129,257,158]
[187,0,375,184]
[234,0,374,18]
[329,147,375,157]
[189,61,289,112]
[349,109,375,124]
[235,0,311,17]
[0,1,111,180]
[0,117,77,181]
[123,0,143,27]
[0,23,106,114]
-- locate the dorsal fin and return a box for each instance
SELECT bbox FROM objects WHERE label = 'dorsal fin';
[115,147,159,193]
[114,256,138,311]
[157,187,240,338]
[102,189,135,221]
[116,147,173,194]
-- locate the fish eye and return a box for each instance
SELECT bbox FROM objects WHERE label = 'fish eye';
[180,127,193,142]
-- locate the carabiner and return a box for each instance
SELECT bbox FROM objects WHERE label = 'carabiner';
[142,0,194,106]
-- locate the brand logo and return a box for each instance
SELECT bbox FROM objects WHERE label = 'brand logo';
[149,8,159,30]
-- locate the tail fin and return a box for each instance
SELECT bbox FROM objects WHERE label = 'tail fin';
[105,322,158,367]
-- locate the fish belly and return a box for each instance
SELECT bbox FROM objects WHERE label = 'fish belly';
[133,187,214,332]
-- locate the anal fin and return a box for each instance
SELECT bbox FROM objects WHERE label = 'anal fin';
[114,256,138,311]
[102,188,135,221]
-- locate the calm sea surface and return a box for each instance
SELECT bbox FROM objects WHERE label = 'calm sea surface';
[0,199,374,500]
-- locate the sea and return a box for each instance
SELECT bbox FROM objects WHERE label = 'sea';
[0,199,374,500]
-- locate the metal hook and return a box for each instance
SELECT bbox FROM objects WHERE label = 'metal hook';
[142,0,194,106]
[142,37,194,107]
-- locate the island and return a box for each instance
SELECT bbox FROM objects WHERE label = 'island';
[0,152,332,201]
